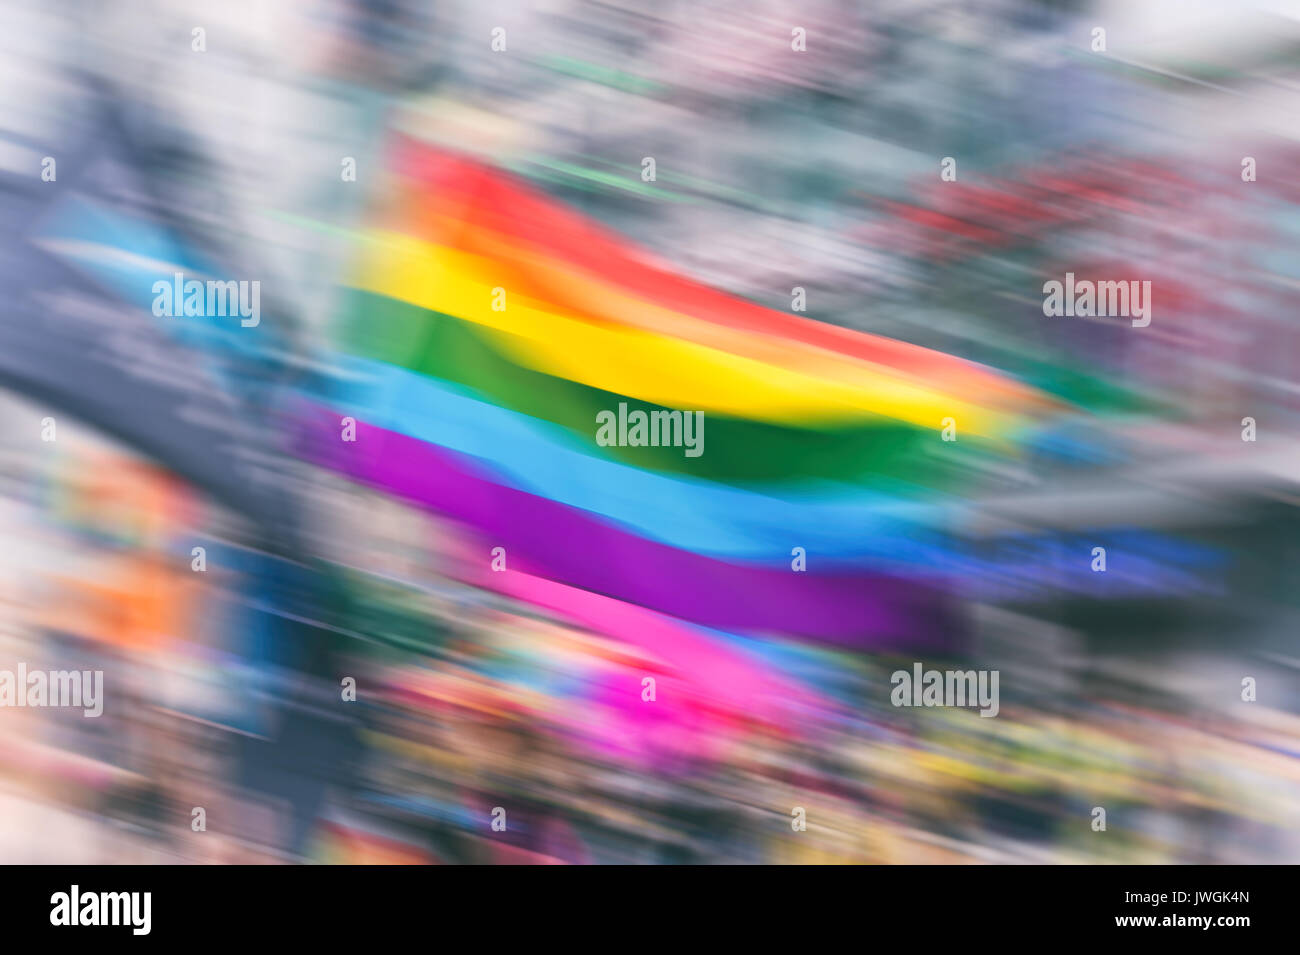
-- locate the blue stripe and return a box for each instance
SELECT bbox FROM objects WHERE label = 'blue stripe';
[322,355,957,567]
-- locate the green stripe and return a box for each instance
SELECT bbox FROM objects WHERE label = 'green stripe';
[334,289,996,490]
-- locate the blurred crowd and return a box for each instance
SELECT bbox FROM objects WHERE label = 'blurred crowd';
[0,0,1298,863]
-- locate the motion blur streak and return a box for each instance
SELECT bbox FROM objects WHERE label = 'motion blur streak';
[0,0,1297,863]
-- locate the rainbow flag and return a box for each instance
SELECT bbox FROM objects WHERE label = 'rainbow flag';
[302,138,1049,649]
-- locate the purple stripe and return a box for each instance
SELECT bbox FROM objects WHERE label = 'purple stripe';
[298,405,961,650]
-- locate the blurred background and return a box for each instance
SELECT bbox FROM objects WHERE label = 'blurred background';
[0,0,1297,863]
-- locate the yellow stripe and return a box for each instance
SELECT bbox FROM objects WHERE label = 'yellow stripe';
[404,210,1042,411]
[353,229,1023,433]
